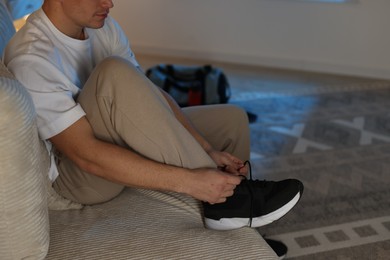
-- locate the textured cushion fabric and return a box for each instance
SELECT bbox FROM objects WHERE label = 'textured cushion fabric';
[0,62,50,260]
[47,188,277,259]
[0,0,15,55]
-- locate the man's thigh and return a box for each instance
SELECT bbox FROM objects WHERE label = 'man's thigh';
[53,155,125,205]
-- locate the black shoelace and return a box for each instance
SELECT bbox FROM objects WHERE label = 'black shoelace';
[243,160,254,227]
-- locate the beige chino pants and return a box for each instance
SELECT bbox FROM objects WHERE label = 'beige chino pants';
[53,57,250,205]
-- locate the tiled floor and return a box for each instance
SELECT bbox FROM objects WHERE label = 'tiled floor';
[271,215,390,258]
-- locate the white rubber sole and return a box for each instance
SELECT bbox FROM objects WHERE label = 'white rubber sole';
[205,192,301,231]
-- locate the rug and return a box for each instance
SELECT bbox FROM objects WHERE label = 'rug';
[229,80,390,259]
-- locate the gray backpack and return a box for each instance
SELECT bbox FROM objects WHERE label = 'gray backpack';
[146,64,231,107]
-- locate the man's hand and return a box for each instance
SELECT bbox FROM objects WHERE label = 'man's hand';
[207,149,248,177]
[184,168,242,204]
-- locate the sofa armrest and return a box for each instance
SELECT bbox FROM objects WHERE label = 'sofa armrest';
[0,62,49,260]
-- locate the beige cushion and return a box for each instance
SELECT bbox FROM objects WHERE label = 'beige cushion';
[0,62,49,260]
[47,188,277,259]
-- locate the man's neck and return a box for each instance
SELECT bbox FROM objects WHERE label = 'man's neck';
[42,3,86,40]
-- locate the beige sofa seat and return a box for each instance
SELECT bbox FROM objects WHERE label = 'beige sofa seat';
[48,189,276,259]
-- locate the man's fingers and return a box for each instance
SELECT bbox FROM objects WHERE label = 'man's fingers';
[219,161,246,175]
[223,189,234,198]
[226,174,242,185]
[223,183,236,192]
[216,189,235,204]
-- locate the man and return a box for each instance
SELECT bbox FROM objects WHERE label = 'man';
[4,0,302,251]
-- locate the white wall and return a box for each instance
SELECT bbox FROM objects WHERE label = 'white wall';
[111,0,390,79]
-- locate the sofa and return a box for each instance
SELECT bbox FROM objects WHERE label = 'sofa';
[0,1,277,259]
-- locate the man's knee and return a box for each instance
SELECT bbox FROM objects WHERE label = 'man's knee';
[93,56,139,77]
[80,56,145,104]
[87,56,151,97]
[224,104,249,126]
[233,105,248,121]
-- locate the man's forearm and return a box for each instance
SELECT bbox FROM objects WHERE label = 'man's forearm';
[78,139,190,192]
[50,117,189,194]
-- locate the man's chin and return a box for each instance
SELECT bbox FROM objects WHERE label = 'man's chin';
[90,22,105,29]
[88,18,107,29]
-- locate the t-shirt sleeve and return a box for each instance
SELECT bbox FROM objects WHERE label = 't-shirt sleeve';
[7,55,86,140]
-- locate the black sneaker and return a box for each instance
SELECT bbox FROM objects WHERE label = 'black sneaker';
[203,161,303,230]
[265,238,288,260]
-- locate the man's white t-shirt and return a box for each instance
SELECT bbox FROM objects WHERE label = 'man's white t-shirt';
[4,8,139,181]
